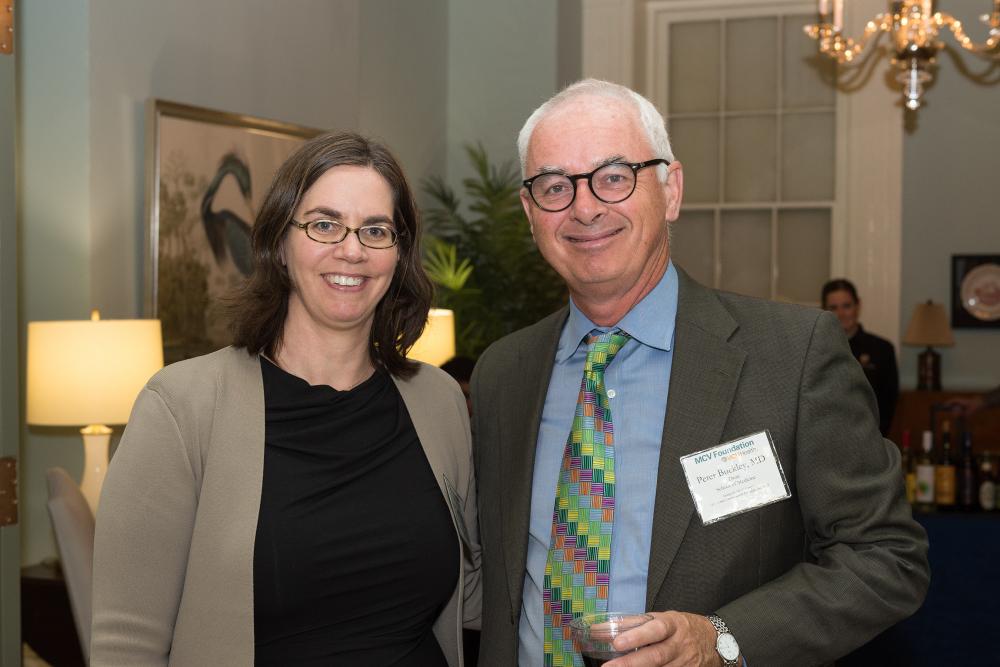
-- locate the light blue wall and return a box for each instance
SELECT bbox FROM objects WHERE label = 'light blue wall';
[359,0,449,210]
[900,1,1000,391]
[19,0,94,568]
[445,0,560,192]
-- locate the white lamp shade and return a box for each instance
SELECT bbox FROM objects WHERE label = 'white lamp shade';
[408,309,456,367]
[27,318,164,426]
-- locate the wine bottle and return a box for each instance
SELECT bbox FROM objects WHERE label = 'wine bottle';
[900,429,916,504]
[978,452,996,512]
[915,430,936,512]
[957,430,977,511]
[934,421,956,509]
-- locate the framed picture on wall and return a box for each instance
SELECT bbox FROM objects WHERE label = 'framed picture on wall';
[144,100,323,364]
[951,254,1000,329]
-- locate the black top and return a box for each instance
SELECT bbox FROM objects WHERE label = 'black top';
[849,325,899,437]
[254,358,458,666]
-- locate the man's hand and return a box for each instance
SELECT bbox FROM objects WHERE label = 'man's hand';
[605,611,723,667]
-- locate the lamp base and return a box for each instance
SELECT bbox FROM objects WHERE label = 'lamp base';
[916,346,941,391]
[79,424,111,516]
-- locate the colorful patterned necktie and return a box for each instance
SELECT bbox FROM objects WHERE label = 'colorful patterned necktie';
[543,329,631,667]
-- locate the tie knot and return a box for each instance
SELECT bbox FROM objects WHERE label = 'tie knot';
[584,329,631,377]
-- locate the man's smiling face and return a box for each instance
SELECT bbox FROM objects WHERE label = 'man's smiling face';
[520,95,682,315]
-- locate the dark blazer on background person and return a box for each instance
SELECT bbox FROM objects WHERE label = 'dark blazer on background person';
[848,324,899,436]
[471,268,928,667]
[91,346,482,666]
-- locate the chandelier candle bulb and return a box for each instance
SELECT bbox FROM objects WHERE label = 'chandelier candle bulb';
[805,0,1000,110]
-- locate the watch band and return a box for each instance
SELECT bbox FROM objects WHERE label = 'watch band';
[706,614,740,666]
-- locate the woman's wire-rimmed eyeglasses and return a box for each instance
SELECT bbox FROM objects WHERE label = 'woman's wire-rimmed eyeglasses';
[289,219,401,249]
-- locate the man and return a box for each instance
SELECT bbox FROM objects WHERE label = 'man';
[471,79,929,667]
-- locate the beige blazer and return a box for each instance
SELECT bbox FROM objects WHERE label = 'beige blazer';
[91,346,481,666]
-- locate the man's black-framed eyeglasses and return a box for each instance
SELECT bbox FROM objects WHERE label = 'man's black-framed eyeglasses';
[289,219,401,249]
[522,158,670,213]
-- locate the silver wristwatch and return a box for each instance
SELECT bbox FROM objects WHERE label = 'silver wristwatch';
[706,614,740,666]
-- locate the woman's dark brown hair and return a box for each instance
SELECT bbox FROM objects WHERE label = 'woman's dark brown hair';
[229,132,433,378]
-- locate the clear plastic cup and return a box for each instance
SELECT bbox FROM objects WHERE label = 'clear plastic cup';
[569,612,654,666]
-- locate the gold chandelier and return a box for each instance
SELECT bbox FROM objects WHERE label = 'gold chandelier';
[805,1,1000,109]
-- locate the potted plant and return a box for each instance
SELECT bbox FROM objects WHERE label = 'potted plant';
[422,144,566,358]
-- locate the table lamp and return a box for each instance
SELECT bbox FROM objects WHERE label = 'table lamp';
[27,310,163,514]
[902,300,954,391]
[407,308,456,367]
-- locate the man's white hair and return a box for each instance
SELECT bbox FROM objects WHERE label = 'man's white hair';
[516,78,676,181]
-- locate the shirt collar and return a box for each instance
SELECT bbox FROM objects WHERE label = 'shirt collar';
[556,261,679,362]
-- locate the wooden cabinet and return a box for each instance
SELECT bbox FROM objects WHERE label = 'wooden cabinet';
[889,390,1000,454]
[21,563,85,667]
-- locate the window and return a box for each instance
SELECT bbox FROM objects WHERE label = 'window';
[649,4,836,304]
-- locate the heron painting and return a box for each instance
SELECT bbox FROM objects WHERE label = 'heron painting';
[147,100,321,364]
[201,152,254,276]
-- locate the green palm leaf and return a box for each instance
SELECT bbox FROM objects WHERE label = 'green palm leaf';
[424,238,474,291]
[422,143,567,358]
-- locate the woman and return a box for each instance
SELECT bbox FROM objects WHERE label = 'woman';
[822,278,899,436]
[91,133,481,666]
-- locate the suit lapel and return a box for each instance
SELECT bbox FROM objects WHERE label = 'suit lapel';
[500,308,567,616]
[646,271,746,608]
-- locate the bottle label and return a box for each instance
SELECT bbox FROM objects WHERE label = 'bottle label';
[981,481,996,511]
[905,473,917,504]
[916,465,935,503]
[935,465,956,505]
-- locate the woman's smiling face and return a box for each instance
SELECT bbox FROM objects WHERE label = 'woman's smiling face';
[282,165,399,338]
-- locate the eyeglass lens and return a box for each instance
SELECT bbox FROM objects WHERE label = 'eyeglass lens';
[530,163,637,211]
[303,220,398,248]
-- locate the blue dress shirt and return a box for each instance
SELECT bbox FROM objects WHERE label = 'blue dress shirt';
[518,262,678,666]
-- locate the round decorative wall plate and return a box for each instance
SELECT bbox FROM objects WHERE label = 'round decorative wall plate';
[960,263,1000,321]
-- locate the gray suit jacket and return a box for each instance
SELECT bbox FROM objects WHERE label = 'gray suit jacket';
[471,269,928,666]
[92,346,482,666]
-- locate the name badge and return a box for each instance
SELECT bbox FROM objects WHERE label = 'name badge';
[679,430,791,525]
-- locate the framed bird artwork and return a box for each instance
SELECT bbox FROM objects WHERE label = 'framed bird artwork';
[144,99,322,364]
